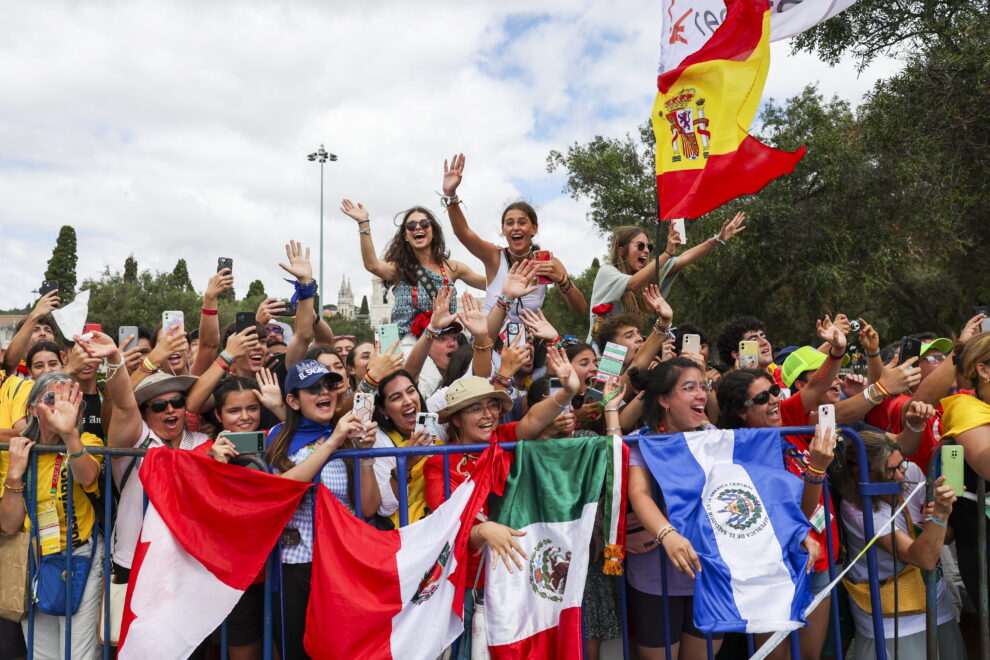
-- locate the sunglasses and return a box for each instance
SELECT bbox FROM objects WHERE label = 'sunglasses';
[147,395,186,413]
[628,241,655,252]
[743,384,781,407]
[302,377,337,395]
[922,354,946,364]
[405,219,431,231]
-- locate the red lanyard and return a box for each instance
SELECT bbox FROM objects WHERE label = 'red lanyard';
[50,455,64,498]
[410,264,449,311]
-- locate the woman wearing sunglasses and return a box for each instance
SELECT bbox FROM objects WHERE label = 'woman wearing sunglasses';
[587,217,745,342]
[341,199,485,348]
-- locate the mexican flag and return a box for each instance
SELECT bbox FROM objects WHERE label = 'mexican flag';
[118,448,309,659]
[304,443,510,660]
[485,435,628,658]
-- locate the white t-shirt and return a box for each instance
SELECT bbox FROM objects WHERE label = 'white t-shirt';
[840,462,955,639]
[586,259,679,344]
[111,422,209,569]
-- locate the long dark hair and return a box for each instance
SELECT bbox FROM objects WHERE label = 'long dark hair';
[211,377,261,428]
[382,206,450,286]
[834,431,902,511]
[372,370,426,434]
[715,368,771,429]
[627,358,700,432]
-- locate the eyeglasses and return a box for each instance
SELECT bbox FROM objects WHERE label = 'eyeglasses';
[922,354,946,364]
[147,395,187,413]
[886,459,909,475]
[302,378,337,395]
[743,384,781,407]
[628,241,654,252]
[462,399,503,416]
[680,381,713,394]
[405,219,431,231]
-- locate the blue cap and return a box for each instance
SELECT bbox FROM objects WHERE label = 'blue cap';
[284,359,342,393]
[774,345,801,365]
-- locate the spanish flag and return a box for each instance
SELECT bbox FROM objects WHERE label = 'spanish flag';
[653,0,804,220]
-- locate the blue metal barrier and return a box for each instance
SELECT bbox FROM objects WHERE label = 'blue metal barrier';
[0,426,959,659]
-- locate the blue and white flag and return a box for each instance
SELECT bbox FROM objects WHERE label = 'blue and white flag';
[639,428,812,634]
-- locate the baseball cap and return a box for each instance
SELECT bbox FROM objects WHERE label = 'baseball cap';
[284,359,342,393]
[780,346,851,387]
[921,338,952,356]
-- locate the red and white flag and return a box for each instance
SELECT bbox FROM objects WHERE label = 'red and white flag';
[304,444,509,660]
[117,448,309,659]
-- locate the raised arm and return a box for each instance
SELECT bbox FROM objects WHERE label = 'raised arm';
[534,257,587,315]
[442,154,501,272]
[279,240,316,369]
[3,290,60,373]
[797,317,847,414]
[486,260,538,339]
[456,293,493,379]
[129,328,188,389]
[404,288,454,381]
[341,199,400,282]
[517,348,581,440]
[76,332,142,448]
[630,284,673,372]
[834,357,920,425]
[667,212,745,275]
[856,319,884,385]
[192,268,234,376]
[187,328,260,414]
[801,424,836,519]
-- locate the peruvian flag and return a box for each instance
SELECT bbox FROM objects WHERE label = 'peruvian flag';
[303,443,509,660]
[117,447,309,659]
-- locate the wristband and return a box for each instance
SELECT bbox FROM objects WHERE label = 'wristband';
[828,349,845,360]
[804,473,826,485]
[440,194,461,208]
[605,426,621,433]
[545,335,561,349]
[2,481,25,494]
[874,381,891,398]
[712,234,727,246]
[495,294,514,311]
[656,524,676,545]
[359,229,371,236]
[215,357,232,373]
[925,516,947,527]
[471,340,493,352]
[357,379,378,394]
[490,372,512,388]
[69,449,87,459]
[865,350,881,359]
[364,373,381,388]
[201,307,218,316]
[805,464,826,476]
[218,351,235,366]
[904,418,925,433]
[550,391,570,409]
[601,389,621,407]
[140,358,159,374]
[284,278,316,302]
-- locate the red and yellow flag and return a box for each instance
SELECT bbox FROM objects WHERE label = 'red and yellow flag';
[653,0,804,220]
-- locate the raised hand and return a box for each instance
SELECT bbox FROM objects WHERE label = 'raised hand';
[879,356,921,395]
[839,373,868,398]
[501,260,539,299]
[497,334,528,380]
[642,284,673,325]
[442,154,465,196]
[430,287,457,330]
[278,240,313,284]
[456,293,488,338]
[73,331,120,360]
[857,318,880,355]
[534,258,567,285]
[63,344,102,379]
[665,225,682,255]
[366,342,405,383]
[226,327,261,360]
[518,308,558,341]
[816,315,847,353]
[718,212,747,243]
[961,313,987,342]
[255,368,284,411]
[255,297,287,325]
[930,476,957,519]
[546,347,580,394]
[340,199,370,224]
[37,380,83,439]
[832,313,852,335]
[905,400,936,429]
[33,289,61,316]
[205,268,235,302]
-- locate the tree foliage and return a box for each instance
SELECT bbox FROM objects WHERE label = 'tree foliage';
[123,255,138,283]
[246,280,267,299]
[323,313,373,343]
[541,258,602,341]
[44,225,78,301]
[170,259,194,292]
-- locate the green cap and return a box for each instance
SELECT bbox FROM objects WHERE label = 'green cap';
[921,338,952,356]
[781,346,851,387]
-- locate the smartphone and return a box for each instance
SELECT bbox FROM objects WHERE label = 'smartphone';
[352,392,375,428]
[235,311,256,334]
[280,301,298,317]
[738,340,759,369]
[217,257,233,273]
[533,250,553,285]
[974,305,990,317]
[941,444,965,497]
[162,311,184,338]
[671,218,686,243]
[982,318,990,333]
[226,431,265,455]
[817,404,836,437]
[414,412,442,440]
[83,323,102,334]
[376,323,400,351]
[682,333,701,355]
[898,336,923,366]
[118,325,139,351]
[40,280,59,297]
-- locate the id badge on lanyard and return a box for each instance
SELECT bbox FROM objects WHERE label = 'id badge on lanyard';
[38,455,64,556]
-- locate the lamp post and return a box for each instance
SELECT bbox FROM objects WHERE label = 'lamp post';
[307,144,338,314]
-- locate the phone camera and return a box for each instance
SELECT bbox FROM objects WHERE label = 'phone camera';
[849,320,861,333]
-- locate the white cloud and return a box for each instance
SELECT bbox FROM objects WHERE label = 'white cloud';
[0,0,899,312]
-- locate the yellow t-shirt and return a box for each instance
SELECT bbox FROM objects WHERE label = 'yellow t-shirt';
[0,375,32,430]
[21,432,105,549]
[940,393,990,439]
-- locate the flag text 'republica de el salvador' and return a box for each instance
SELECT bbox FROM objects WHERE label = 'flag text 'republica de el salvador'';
[653,0,805,220]
[485,435,628,658]
[303,443,510,660]
[117,448,310,659]
[639,428,812,633]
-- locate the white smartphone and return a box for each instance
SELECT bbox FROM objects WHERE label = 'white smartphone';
[671,218,686,243]
[682,333,701,355]
[162,311,184,337]
[414,412,441,440]
[738,340,759,369]
[352,392,375,428]
[818,404,836,436]
[981,318,990,333]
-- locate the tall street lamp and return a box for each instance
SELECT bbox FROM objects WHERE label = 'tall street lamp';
[307,144,337,315]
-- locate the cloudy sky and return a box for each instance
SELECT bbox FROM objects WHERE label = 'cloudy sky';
[0,1,897,312]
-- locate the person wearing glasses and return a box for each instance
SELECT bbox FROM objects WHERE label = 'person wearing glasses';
[340,198,485,348]
[586,216,745,343]
[834,431,964,658]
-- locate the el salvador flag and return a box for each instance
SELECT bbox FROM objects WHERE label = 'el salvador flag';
[639,428,812,634]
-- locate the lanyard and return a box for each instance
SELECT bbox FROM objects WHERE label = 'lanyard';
[410,263,449,311]
[50,455,64,498]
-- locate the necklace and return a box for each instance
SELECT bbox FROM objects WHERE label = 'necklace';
[506,246,533,260]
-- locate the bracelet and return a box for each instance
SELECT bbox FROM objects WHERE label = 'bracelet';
[550,390,570,409]
[862,385,883,406]
[601,389,621,407]
[490,372,512,388]
[68,449,87,459]
[828,349,845,360]
[359,229,371,236]
[545,335,561,349]
[2,481,25,494]
[218,351,235,366]
[653,322,673,338]
[201,307,218,316]
[472,340,493,352]
[140,357,159,374]
[605,426,621,433]
[874,380,891,398]
[495,294,514,311]
[359,458,375,467]
[664,249,675,257]
[804,473,826,485]
[604,407,620,413]
[440,194,461,208]
[357,379,378,394]
[357,219,370,225]
[904,418,925,433]
[712,234,727,246]
[656,524,675,545]
[103,358,125,382]
[557,276,573,294]
[865,350,881,359]
[425,325,442,340]
[925,516,947,527]
[805,464,826,476]
[364,373,381,388]
[215,357,232,373]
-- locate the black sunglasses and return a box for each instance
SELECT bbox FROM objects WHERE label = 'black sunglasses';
[302,377,337,395]
[743,384,781,407]
[629,241,654,252]
[147,395,186,413]
[405,218,431,231]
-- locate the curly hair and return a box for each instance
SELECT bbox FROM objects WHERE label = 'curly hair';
[715,316,766,367]
[382,206,450,286]
[593,313,642,355]
[715,368,772,429]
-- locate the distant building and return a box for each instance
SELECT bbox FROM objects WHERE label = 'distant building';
[336,277,356,319]
[369,277,394,329]
[0,315,27,349]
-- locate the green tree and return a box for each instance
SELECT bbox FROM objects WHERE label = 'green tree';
[324,314,373,343]
[541,258,602,341]
[245,280,266,299]
[170,259,194,291]
[44,225,78,300]
[359,295,370,316]
[123,255,138,283]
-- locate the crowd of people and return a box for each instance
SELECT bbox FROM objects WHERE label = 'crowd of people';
[1,154,987,660]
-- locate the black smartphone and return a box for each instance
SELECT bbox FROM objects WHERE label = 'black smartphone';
[898,336,923,366]
[225,431,265,454]
[40,280,58,297]
[975,305,990,317]
[280,301,297,316]
[217,257,233,273]
[235,312,256,334]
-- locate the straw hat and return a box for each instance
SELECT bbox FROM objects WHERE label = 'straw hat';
[437,376,513,422]
[134,372,198,407]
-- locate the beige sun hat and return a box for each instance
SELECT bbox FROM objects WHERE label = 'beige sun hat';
[437,376,513,422]
[134,372,198,407]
